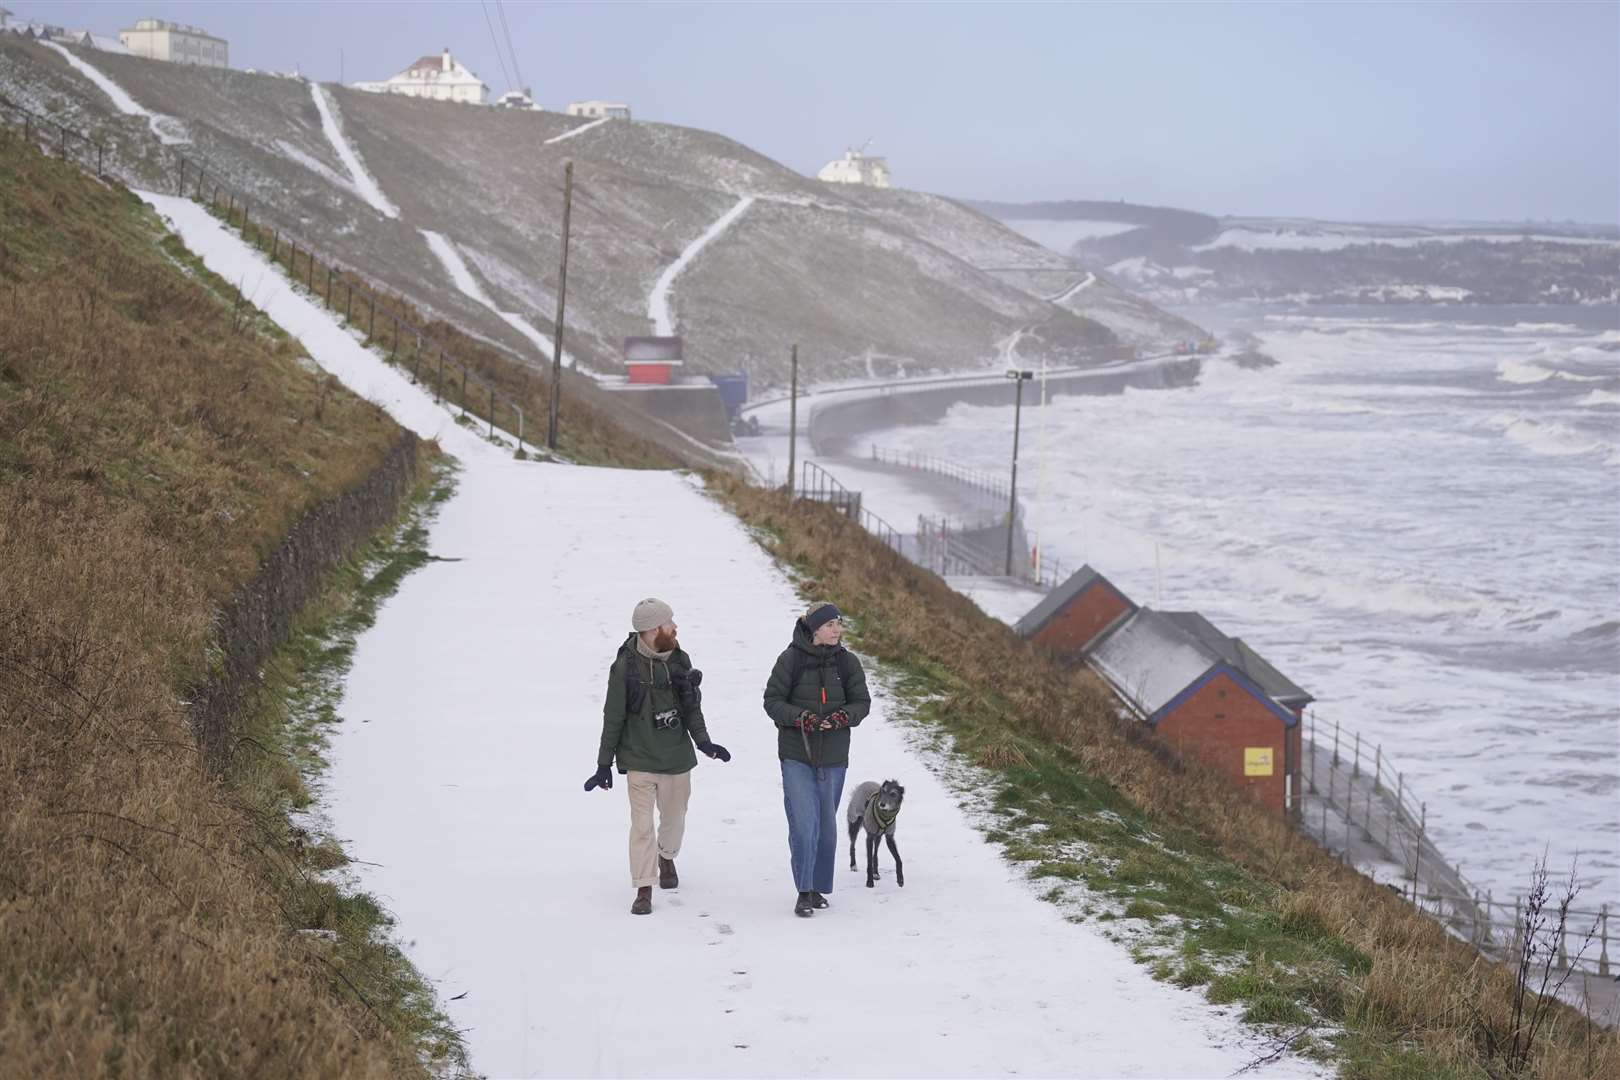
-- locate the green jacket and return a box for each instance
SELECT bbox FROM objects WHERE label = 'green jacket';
[598,634,710,774]
[762,620,871,767]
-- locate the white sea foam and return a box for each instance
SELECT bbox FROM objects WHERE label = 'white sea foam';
[1492,415,1611,458]
[1579,389,1620,407]
[1496,358,1606,384]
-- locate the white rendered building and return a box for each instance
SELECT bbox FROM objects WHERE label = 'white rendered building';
[565,100,631,120]
[818,147,891,188]
[117,18,227,67]
[352,49,488,105]
[494,88,540,110]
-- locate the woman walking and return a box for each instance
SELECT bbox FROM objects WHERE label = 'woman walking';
[762,601,871,917]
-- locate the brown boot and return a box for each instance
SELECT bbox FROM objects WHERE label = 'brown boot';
[658,856,678,890]
[630,886,652,915]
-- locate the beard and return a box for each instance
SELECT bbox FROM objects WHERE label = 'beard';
[653,628,678,653]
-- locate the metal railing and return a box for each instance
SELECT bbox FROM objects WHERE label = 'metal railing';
[797,461,906,553]
[175,157,532,454]
[870,444,1011,503]
[1304,712,1613,978]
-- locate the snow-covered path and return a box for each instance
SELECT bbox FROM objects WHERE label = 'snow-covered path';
[648,195,755,335]
[419,229,568,366]
[137,192,1311,1078]
[543,116,609,145]
[1047,271,1097,303]
[42,41,189,146]
[309,83,399,219]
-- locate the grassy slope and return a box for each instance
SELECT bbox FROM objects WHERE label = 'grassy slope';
[711,478,1618,1080]
[0,132,452,1075]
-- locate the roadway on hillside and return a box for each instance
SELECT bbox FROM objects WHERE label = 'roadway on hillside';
[145,190,1317,1079]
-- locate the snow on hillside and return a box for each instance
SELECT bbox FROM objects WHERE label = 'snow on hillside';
[420,228,570,365]
[308,82,399,219]
[40,40,189,145]
[0,40,1208,388]
[648,195,756,336]
[138,174,1316,1080]
[1195,222,1620,252]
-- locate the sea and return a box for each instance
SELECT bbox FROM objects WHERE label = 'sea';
[867,304,1620,911]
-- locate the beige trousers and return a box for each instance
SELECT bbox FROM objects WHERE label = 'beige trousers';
[626,769,691,887]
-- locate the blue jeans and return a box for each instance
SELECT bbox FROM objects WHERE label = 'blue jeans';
[781,759,847,894]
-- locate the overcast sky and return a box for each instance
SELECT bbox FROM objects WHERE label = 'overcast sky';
[17,1,1620,222]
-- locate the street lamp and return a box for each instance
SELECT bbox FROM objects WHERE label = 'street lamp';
[1005,368,1034,577]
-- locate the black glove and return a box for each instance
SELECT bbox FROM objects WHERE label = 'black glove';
[696,741,731,762]
[584,765,613,792]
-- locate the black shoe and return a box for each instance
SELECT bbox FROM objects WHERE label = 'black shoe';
[658,856,678,890]
[794,891,814,917]
[631,886,652,915]
[810,891,829,909]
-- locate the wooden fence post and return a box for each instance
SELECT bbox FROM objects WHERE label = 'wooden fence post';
[1600,904,1610,977]
[367,292,375,340]
[489,384,496,437]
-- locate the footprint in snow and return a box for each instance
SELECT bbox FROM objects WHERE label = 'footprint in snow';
[717,923,734,935]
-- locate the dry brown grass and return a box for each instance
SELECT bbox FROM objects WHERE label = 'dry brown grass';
[0,132,436,1074]
[713,478,1618,1079]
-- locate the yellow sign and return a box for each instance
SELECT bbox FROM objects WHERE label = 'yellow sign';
[1244,748,1274,777]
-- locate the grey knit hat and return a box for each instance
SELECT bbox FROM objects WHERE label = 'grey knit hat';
[631,597,674,633]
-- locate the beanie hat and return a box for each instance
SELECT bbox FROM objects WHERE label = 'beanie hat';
[803,602,842,635]
[632,597,674,633]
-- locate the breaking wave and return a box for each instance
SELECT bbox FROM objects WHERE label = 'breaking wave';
[1496,358,1606,384]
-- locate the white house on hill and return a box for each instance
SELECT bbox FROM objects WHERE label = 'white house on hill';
[818,146,890,188]
[566,100,630,120]
[352,48,488,104]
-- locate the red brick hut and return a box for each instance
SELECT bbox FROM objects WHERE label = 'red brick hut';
[1014,564,1137,658]
[1082,607,1312,816]
[623,335,683,385]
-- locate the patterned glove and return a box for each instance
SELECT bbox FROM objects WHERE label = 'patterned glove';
[696,741,731,762]
[797,710,820,732]
[824,710,851,730]
[584,765,613,792]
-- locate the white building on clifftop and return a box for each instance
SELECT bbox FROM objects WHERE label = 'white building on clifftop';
[818,144,890,188]
[353,48,488,104]
[117,17,227,67]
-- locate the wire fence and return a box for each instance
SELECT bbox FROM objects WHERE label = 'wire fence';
[1303,712,1613,978]
[174,156,534,454]
[0,90,108,177]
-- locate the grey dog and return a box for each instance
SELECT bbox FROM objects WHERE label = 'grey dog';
[846,779,905,888]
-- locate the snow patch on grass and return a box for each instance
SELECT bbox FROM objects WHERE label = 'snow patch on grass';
[308,83,398,219]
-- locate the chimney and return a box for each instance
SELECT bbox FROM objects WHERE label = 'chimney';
[441,47,451,73]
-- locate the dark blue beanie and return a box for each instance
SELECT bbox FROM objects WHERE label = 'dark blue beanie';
[803,603,843,635]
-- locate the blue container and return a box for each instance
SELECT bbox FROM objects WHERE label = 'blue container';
[708,373,748,419]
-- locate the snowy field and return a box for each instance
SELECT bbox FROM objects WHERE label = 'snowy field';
[141,187,1319,1078]
[870,307,1620,913]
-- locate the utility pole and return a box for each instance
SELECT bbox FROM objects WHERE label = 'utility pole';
[1004,368,1033,576]
[787,344,799,497]
[546,160,573,451]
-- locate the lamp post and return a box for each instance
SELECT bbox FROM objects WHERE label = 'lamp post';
[1005,368,1033,576]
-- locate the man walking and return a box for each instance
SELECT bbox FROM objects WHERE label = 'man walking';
[762,601,871,917]
[586,598,730,916]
